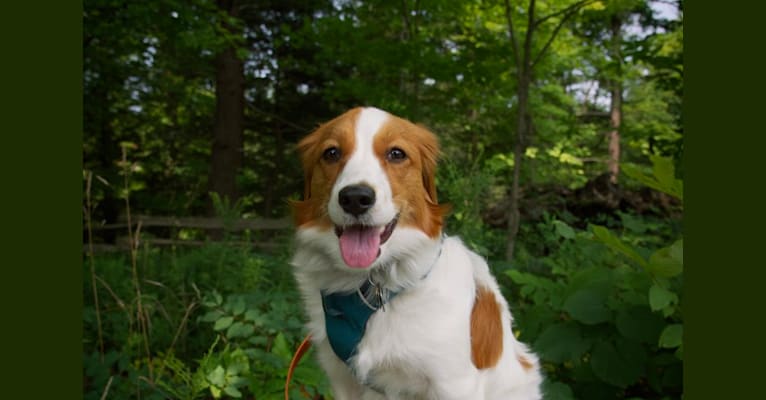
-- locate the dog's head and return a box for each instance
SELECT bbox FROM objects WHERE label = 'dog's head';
[293,107,447,269]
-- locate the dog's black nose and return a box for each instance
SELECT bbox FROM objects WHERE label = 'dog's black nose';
[338,184,376,216]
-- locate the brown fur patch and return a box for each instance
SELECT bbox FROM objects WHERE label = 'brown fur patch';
[517,355,533,371]
[291,108,361,228]
[470,286,504,369]
[372,117,446,238]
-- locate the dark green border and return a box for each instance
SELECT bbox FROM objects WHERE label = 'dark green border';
[685,1,766,399]
[1,2,82,398]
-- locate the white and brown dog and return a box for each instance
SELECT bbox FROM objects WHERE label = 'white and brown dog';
[291,107,542,399]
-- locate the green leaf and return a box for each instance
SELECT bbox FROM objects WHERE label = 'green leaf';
[202,291,223,308]
[659,324,683,348]
[243,309,260,322]
[563,266,613,300]
[651,155,675,189]
[226,349,250,375]
[207,365,226,387]
[520,285,535,298]
[213,316,234,331]
[563,289,611,325]
[553,220,576,240]
[248,336,268,346]
[272,332,291,359]
[647,243,683,278]
[622,158,683,200]
[542,380,576,400]
[583,1,606,11]
[506,269,536,285]
[199,310,224,323]
[534,322,590,363]
[590,340,646,388]
[223,386,242,398]
[670,239,683,263]
[618,211,648,234]
[616,306,665,344]
[226,322,255,339]
[229,296,246,316]
[649,284,677,312]
[591,225,648,268]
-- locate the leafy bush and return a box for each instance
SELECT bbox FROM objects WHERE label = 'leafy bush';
[437,157,506,258]
[504,157,683,399]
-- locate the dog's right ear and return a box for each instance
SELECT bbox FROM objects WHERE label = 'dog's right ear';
[296,127,323,201]
[291,125,325,227]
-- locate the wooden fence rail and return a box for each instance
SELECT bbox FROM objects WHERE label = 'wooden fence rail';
[84,215,294,253]
[91,215,293,231]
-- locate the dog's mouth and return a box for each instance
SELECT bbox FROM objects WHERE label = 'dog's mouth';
[334,216,398,269]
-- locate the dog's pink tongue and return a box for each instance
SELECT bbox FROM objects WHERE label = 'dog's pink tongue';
[339,226,381,268]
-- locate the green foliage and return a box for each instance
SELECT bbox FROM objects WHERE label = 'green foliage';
[438,158,505,257]
[507,223,682,397]
[194,289,331,399]
[83,244,332,400]
[504,158,682,399]
[209,192,247,233]
[622,155,683,200]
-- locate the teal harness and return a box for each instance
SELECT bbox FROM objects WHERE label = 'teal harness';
[321,278,399,365]
[321,236,446,367]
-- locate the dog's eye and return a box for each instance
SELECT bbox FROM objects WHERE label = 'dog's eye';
[322,147,341,163]
[386,147,407,163]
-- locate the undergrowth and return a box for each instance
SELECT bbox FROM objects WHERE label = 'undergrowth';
[82,243,332,400]
[83,144,332,400]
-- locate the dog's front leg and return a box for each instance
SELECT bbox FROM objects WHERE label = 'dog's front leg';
[315,339,364,400]
[429,371,485,400]
[360,389,388,400]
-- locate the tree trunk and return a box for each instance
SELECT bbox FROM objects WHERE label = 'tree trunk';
[503,0,590,261]
[505,0,535,262]
[93,86,120,243]
[506,74,531,261]
[607,87,621,184]
[607,14,622,184]
[208,0,244,214]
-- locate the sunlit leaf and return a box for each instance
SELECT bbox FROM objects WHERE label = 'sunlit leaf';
[659,324,683,349]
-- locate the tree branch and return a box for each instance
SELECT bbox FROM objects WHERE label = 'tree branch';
[534,0,594,28]
[524,0,537,69]
[531,0,595,68]
[246,103,310,132]
[401,0,412,40]
[503,0,522,73]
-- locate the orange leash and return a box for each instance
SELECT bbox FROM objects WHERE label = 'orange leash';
[285,334,313,400]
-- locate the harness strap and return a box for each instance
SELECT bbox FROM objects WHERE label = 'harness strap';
[284,334,313,400]
[286,236,446,398]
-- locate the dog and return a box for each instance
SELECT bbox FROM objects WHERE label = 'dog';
[290,107,542,399]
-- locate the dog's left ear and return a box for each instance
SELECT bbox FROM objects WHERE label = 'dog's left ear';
[415,124,451,236]
[414,124,440,204]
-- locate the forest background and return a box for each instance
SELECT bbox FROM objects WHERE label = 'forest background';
[82,0,683,399]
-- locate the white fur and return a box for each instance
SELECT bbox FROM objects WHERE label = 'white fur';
[328,107,396,229]
[292,107,542,399]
